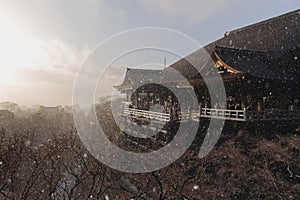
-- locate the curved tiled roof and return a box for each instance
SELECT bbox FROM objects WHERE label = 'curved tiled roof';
[169,9,300,80]
[215,46,300,80]
[114,68,163,90]
[116,10,300,90]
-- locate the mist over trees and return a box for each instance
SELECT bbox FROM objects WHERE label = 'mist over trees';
[0,100,299,199]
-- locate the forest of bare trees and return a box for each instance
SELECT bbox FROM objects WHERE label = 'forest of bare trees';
[0,100,299,199]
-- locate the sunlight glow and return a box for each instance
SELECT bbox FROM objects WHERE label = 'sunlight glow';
[0,68,14,84]
[0,16,40,84]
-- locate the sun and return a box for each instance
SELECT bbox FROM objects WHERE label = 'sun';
[0,16,39,85]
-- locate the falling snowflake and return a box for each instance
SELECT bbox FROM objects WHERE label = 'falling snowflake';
[25,140,31,146]
[193,185,199,190]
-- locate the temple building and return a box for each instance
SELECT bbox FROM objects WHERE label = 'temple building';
[115,9,300,124]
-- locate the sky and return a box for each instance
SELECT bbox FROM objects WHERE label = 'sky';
[0,0,299,106]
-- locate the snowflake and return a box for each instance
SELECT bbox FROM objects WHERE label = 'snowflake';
[25,140,31,146]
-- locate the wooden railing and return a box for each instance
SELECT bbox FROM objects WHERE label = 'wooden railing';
[179,112,191,121]
[123,107,170,122]
[200,108,246,121]
[122,103,300,122]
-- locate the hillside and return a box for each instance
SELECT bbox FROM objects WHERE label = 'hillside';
[0,101,299,199]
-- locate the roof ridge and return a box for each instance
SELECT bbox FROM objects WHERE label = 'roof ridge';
[227,9,300,35]
[215,46,266,54]
[216,45,300,55]
[127,67,162,72]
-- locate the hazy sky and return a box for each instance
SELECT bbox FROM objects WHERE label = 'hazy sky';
[0,0,299,106]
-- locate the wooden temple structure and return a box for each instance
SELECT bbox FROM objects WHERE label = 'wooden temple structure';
[115,10,300,124]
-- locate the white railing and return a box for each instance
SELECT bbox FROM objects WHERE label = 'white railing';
[123,107,170,122]
[179,112,191,121]
[122,102,300,122]
[200,108,246,121]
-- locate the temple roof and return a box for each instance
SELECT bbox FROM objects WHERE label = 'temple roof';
[115,10,300,91]
[215,46,300,80]
[206,9,300,52]
[114,68,163,91]
[115,46,300,90]
[169,9,300,80]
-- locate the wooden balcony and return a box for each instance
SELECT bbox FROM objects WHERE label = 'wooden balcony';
[122,103,300,123]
